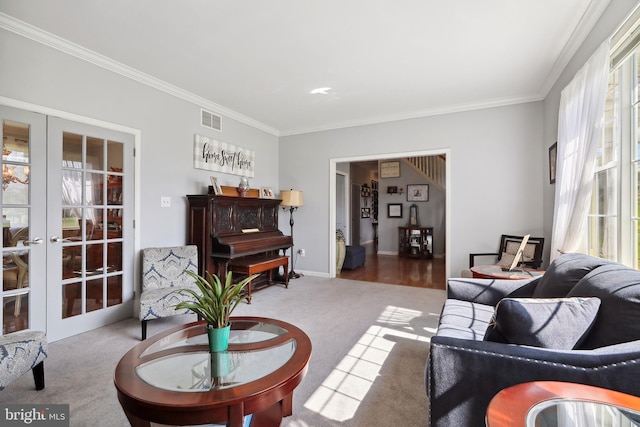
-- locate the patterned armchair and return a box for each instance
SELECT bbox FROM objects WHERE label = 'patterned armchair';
[0,330,47,390]
[139,245,200,340]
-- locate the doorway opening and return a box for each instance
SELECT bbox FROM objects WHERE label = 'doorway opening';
[330,150,451,284]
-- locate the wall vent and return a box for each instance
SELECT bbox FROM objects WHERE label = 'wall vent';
[201,109,222,131]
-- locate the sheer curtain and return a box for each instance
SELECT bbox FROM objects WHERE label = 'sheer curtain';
[550,40,611,262]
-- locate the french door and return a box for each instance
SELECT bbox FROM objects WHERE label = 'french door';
[0,106,134,341]
[0,106,47,334]
[46,118,134,341]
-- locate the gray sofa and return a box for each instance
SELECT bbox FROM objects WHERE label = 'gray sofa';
[426,253,640,427]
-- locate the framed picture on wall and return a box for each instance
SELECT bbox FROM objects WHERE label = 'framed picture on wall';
[361,207,371,218]
[407,184,429,202]
[380,161,400,178]
[549,142,557,184]
[387,203,403,218]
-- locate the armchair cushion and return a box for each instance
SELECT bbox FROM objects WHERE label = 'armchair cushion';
[483,297,601,349]
[497,241,537,266]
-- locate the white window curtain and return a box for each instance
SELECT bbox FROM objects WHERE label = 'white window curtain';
[550,40,611,262]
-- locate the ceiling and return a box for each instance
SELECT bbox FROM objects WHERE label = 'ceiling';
[0,0,611,136]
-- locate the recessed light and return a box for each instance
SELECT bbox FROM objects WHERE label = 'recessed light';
[310,87,332,95]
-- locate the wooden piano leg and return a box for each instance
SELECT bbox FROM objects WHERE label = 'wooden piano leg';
[284,258,289,288]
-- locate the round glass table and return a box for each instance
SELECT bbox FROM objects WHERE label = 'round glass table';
[114,317,312,427]
[486,381,640,427]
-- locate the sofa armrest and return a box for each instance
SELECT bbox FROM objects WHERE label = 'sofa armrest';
[446,277,539,305]
[426,336,640,427]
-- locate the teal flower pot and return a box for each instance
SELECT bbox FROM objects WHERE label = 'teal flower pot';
[207,324,230,352]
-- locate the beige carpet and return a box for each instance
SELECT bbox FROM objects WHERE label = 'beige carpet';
[0,276,445,426]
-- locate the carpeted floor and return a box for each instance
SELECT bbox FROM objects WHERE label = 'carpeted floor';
[0,276,445,426]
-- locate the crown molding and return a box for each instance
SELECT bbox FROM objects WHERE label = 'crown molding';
[539,0,611,97]
[279,94,542,137]
[0,13,280,137]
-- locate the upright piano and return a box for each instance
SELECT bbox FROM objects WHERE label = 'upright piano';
[187,194,293,289]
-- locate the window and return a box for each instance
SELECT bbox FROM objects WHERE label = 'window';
[588,42,640,268]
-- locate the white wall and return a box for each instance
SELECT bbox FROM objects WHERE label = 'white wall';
[280,102,545,277]
[0,29,280,250]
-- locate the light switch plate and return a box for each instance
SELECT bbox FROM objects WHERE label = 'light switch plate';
[160,196,171,208]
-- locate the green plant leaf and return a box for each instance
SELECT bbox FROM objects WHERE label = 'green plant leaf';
[175,269,259,328]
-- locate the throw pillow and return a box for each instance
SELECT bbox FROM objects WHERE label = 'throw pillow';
[483,297,601,350]
[532,253,613,298]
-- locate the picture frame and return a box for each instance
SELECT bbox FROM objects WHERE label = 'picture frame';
[549,142,557,184]
[210,176,223,195]
[387,203,403,218]
[260,186,274,199]
[361,207,371,218]
[407,184,429,202]
[380,161,400,178]
[387,186,398,194]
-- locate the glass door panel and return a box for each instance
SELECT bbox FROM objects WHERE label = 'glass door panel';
[0,107,46,335]
[2,120,31,334]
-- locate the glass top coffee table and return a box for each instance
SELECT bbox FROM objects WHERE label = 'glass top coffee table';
[114,317,312,427]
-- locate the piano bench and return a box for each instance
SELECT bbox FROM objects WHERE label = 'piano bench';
[228,255,289,303]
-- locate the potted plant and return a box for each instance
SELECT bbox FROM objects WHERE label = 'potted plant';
[175,270,259,352]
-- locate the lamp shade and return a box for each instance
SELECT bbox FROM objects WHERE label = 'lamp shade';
[280,190,303,207]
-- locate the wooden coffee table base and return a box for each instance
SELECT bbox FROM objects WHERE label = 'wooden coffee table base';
[114,317,311,427]
[119,394,290,427]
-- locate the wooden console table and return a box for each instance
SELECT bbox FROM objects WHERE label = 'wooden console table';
[398,226,433,258]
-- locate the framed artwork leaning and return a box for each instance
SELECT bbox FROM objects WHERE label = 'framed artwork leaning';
[210,177,223,195]
[260,187,274,198]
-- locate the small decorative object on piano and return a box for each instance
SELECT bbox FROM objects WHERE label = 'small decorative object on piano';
[174,270,259,352]
[237,177,250,197]
[210,176,223,195]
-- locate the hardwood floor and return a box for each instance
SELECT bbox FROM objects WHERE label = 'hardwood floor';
[337,246,446,290]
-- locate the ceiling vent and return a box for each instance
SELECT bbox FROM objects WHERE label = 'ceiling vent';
[201,109,222,131]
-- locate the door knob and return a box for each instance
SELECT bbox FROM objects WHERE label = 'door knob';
[24,237,44,245]
[50,236,71,243]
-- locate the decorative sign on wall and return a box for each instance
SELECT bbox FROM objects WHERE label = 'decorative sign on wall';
[193,134,255,177]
